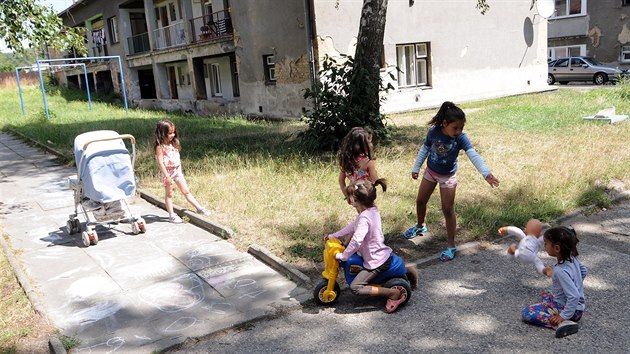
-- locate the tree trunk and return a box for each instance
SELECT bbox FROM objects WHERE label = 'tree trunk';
[350,0,388,126]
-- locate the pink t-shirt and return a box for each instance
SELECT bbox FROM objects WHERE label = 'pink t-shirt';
[329,207,392,269]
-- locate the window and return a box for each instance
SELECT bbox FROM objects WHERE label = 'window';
[169,3,177,21]
[263,54,276,84]
[396,42,430,87]
[107,17,119,44]
[554,0,584,17]
[209,63,222,97]
[622,46,630,63]
[548,45,584,61]
[624,0,630,6]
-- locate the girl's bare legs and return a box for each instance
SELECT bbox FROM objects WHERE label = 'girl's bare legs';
[174,177,204,211]
[439,186,457,248]
[416,178,438,227]
[165,183,175,215]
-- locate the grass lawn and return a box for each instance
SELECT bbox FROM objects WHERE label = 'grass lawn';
[1,80,629,277]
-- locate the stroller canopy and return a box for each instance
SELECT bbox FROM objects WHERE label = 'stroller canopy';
[74,130,136,203]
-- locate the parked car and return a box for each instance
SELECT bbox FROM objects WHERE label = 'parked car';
[547,56,628,85]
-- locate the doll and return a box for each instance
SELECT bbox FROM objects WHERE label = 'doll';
[498,219,552,277]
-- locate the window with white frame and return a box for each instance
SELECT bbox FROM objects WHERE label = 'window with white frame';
[210,63,222,97]
[554,0,584,17]
[622,46,630,63]
[263,54,276,84]
[548,45,585,61]
[396,42,430,87]
[107,17,119,44]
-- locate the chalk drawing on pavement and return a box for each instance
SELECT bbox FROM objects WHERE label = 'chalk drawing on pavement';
[138,273,205,312]
[164,316,204,332]
[77,336,125,353]
[202,301,233,315]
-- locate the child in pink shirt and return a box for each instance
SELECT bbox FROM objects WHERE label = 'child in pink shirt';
[325,179,418,313]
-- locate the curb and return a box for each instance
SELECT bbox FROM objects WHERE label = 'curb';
[409,241,483,269]
[138,190,234,240]
[248,244,312,287]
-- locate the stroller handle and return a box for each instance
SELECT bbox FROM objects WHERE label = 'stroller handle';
[82,134,136,150]
[79,134,137,172]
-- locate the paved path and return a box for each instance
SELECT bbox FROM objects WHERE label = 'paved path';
[0,132,308,353]
[167,198,630,353]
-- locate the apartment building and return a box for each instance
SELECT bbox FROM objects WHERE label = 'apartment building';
[548,0,630,67]
[55,0,550,119]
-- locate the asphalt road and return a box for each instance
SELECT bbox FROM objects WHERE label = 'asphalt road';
[167,200,630,354]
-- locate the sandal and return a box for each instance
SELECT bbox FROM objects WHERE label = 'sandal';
[385,292,407,313]
[403,224,428,239]
[439,247,457,262]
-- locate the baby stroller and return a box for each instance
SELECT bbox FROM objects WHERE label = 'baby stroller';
[67,130,146,247]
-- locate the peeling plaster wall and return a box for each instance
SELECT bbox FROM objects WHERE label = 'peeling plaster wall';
[230,0,311,118]
[313,0,549,114]
[586,0,630,65]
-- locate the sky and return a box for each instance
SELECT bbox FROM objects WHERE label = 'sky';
[1,0,75,53]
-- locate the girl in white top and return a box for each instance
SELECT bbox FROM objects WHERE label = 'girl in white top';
[154,120,210,223]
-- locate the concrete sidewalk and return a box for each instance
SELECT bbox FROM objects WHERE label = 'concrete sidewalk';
[0,132,309,353]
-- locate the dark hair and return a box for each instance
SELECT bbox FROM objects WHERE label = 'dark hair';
[338,127,374,174]
[428,101,466,128]
[544,225,579,263]
[345,178,387,208]
[154,119,181,151]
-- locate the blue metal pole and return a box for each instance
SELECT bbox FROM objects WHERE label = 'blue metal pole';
[117,56,129,112]
[36,56,127,112]
[15,67,25,115]
[83,65,92,111]
[36,61,50,121]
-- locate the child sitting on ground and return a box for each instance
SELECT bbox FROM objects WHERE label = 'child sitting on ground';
[498,219,552,277]
[521,225,587,338]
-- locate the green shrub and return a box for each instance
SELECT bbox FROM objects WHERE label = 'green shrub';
[300,54,391,151]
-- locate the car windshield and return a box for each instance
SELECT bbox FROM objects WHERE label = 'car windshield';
[581,57,602,66]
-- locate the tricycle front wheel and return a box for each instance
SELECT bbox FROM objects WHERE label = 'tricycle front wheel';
[383,278,412,307]
[313,279,341,306]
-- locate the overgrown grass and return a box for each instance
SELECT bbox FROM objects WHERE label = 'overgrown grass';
[1,84,629,271]
[0,236,52,353]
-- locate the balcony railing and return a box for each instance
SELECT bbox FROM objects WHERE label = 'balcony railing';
[127,32,150,55]
[153,22,187,50]
[189,10,233,44]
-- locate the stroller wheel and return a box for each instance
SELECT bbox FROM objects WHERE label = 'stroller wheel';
[131,222,140,235]
[138,218,147,233]
[91,231,99,245]
[81,231,91,247]
[72,219,81,234]
[67,220,75,235]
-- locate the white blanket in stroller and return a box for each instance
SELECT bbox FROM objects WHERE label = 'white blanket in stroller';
[74,130,136,203]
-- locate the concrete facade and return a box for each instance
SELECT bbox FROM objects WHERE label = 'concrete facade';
[54,0,549,119]
[548,0,630,68]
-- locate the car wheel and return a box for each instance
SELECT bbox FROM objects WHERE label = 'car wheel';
[547,74,555,85]
[594,73,606,85]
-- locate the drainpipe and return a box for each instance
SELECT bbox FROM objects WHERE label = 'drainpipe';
[303,0,317,106]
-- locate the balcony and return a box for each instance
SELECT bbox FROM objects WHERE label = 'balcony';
[127,32,150,55]
[153,22,187,50]
[189,10,233,44]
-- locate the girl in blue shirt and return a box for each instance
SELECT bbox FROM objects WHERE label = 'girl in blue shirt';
[403,101,499,262]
